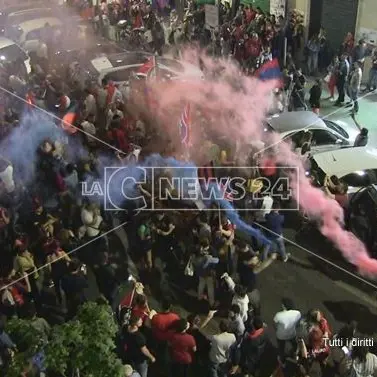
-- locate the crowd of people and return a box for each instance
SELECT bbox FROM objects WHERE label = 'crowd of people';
[0,1,376,377]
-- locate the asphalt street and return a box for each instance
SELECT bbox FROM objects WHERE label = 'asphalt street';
[80,76,377,376]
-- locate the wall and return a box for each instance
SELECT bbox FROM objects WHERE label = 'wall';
[321,0,359,50]
[355,0,377,43]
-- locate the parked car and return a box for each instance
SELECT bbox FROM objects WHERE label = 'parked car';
[4,8,55,29]
[88,52,204,86]
[265,111,362,154]
[0,2,53,34]
[0,36,30,74]
[6,16,63,53]
[346,184,377,256]
[308,147,377,194]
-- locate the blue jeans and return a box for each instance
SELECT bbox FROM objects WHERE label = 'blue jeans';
[263,236,287,260]
[307,53,318,74]
[350,89,359,112]
[134,361,148,377]
[209,362,227,377]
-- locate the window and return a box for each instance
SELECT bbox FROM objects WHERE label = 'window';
[0,43,27,62]
[104,68,133,83]
[25,28,43,41]
[158,58,184,72]
[342,171,371,187]
[324,120,349,139]
[285,130,306,149]
[158,68,177,81]
[312,129,338,145]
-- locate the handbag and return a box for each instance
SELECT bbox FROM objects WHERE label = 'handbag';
[184,256,194,276]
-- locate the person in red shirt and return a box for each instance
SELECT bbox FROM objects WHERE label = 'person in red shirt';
[132,294,151,325]
[151,298,180,376]
[244,5,256,23]
[309,309,332,339]
[168,318,196,377]
[151,298,180,342]
[245,33,262,64]
[107,116,130,153]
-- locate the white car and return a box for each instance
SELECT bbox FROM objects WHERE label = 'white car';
[309,147,377,194]
[5,8,55,28]
[88,52,204,86]
[7,16,63,53]
[0,36,30,73]
[265,111,362,154]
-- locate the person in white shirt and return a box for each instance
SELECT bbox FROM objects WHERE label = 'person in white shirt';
[84,90,97,119]
[79,202,103,239]
[231,284,249,323]
[254,194,273,223]
[351,345,377,377]
[81,115,97,147]
[0,158,15,194]
[209,320,236,376]
[273,297,301,365]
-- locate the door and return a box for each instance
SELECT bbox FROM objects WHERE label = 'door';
[308,0,323,38]
[321,0,359,49]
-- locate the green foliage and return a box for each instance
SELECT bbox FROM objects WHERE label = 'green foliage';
[45,302,124,377]
[44,320,83,376]
[5,317,44,377]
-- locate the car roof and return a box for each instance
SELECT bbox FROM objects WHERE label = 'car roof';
[0,3,47,16]
[90,52,152,71]
[8,7,51,16]
[0,36,16,48]
[17,17,62,33]
[312,147,377,177]
[268,111,327,133]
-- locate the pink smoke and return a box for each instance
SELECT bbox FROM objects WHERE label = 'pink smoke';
[147,50,377,278]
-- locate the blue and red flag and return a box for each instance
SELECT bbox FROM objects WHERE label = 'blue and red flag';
[179,103,191,146]
[255,58,282,82]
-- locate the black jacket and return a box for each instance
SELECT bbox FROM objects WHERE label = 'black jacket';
[240,328,268,371]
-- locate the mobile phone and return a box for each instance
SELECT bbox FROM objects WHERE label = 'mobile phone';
[342,346,350,355]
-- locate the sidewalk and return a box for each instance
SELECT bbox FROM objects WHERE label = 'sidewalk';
[305,77,377,132]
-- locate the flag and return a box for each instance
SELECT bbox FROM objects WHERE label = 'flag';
[137,56,157,76]
[255,58,282,82]
[25,91,35,111]
[179,103,191,146]
[139,56,158,110]
[61,105,79,135]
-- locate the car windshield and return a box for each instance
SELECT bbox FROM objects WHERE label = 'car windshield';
[157,58,184,72]
[263,121,274,132]
[0,43,27,62]
[324,119,349,139]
